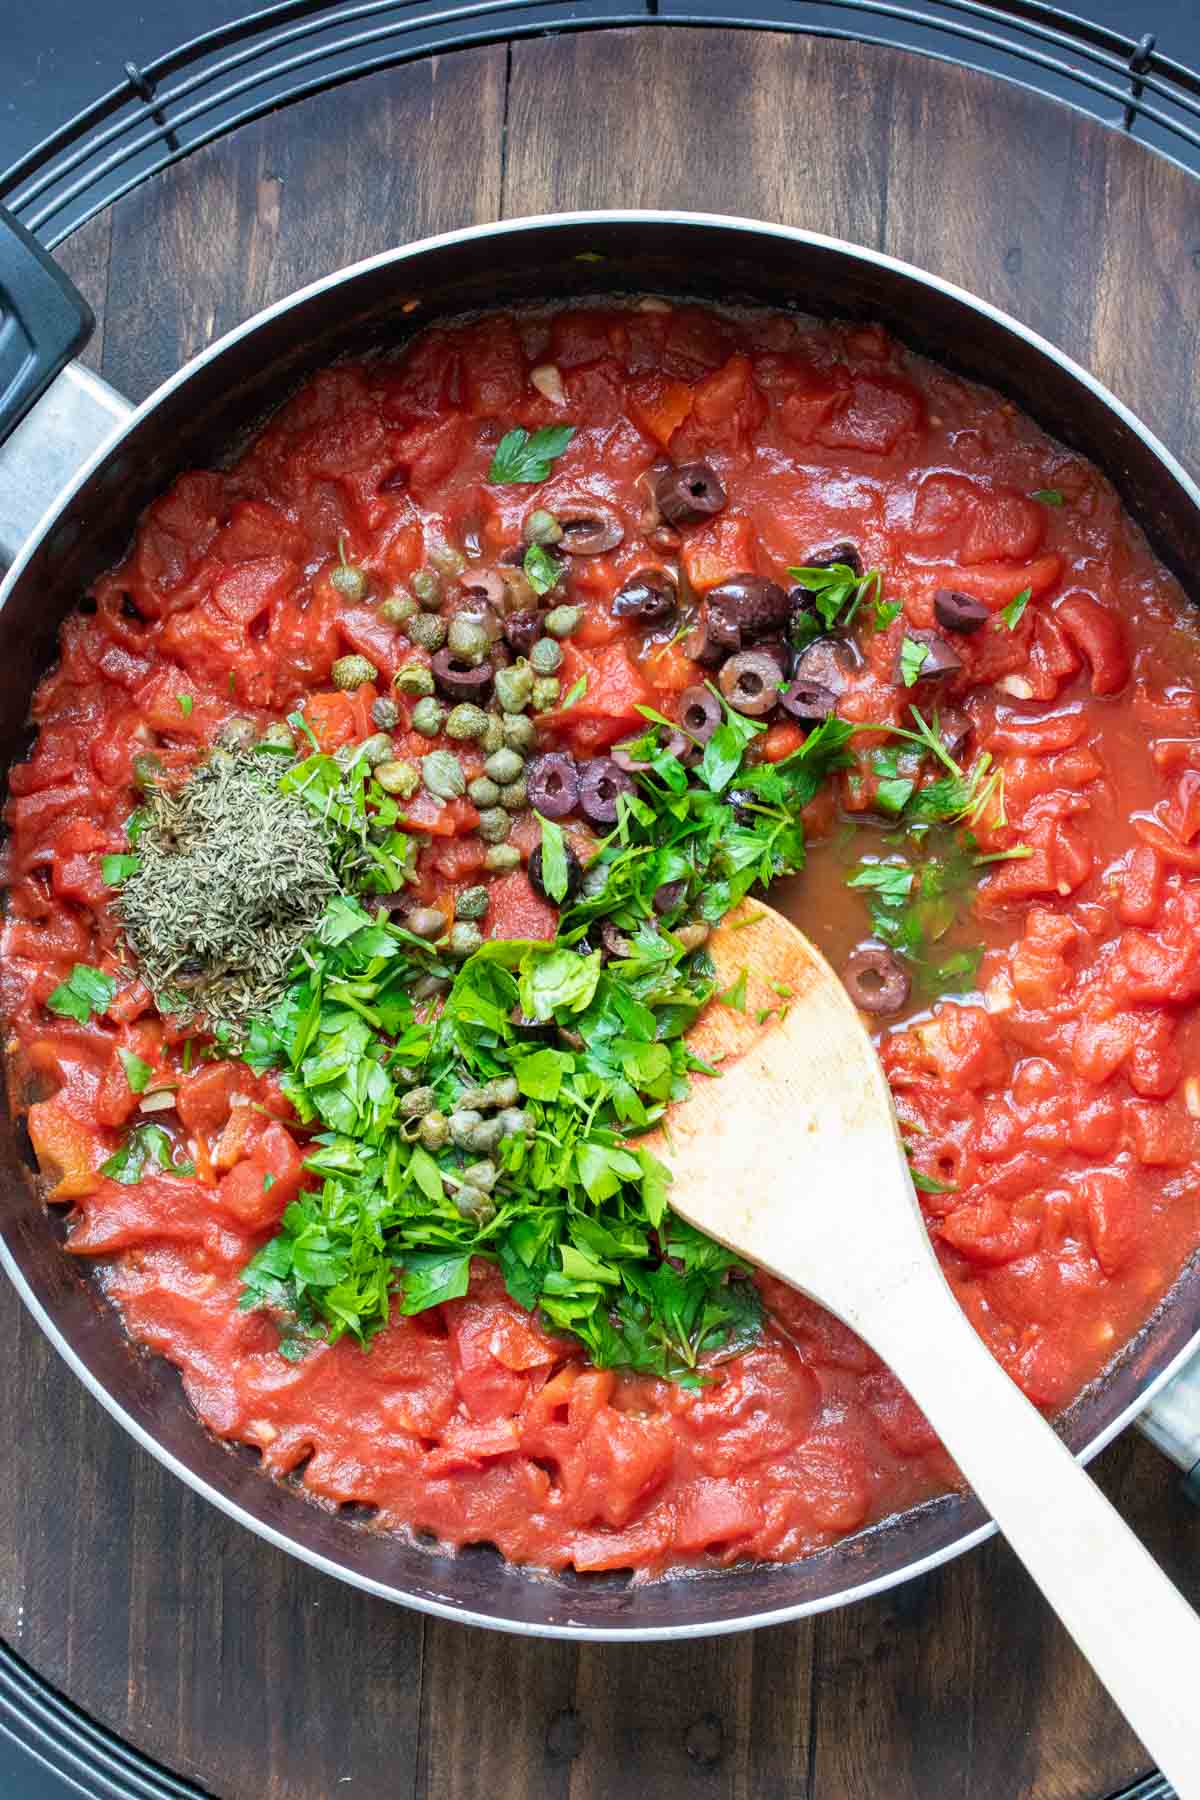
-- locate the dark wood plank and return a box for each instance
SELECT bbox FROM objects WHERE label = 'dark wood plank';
[8,27,1200,1800]
[102,48,506,403]
[52,210,112,375]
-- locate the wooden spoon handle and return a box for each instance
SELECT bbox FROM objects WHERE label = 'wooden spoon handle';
[862,1268,1200,1796]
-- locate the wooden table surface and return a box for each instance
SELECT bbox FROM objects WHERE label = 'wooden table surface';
[5,27,1200,1799]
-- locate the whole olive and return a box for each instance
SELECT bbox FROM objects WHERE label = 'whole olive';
[612,567,678,625]
[707,573,791,645]
[654,462,727,527]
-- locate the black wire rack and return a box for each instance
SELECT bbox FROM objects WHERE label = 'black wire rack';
[1,0,1200,247]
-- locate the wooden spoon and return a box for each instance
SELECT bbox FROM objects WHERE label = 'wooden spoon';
[661,902,1200,1794]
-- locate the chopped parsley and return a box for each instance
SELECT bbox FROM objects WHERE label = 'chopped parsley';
[899,637,929,686]
[560,675,588,710]
[1000,586,1032,630]
[487,425,575,484]
[46,964,115,1024]
[177,694,194,718]
[1031,488,1064,507]
[117,1048,154,1093]
[101,1123,195,1184]
[534,813,570,903]
[523,542,562,596]
[786,562,884,649]
[101,852,140,887]
[873,598,903,632]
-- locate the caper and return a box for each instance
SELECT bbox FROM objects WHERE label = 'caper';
[331,541,369,602]
[502,712,536,752]
[371,695,400,729]
[375,758,419,798]
[675,922,711,952]
[394,662,435,697]
[480,714,505,755]
[407,612,448,652]
[334,741,362,770]
[428,544,466,577]
[258,721,296,753]
[499,779,527,812]
[544,605,582,639]
[447,617,489,663]
[532,676,561,710]
[410,697,446,737]
[332,654,378,691]
[529,637,563,675]
[422,749,466,800]
[449,1109,482,1149]
[132,752,163,792]
[406,906,447,940]
[445,703,490,741]
[216,716,257,751]
[454,1180,495,1221]
[412,568,442,608]
[378,592,417,626]
[461,1158,499,1191]
[399,1085,436,1118]
[456,1085,494,1112]
[360,732,395,767]
[456,885,490,921]
[468,775,501,808]
[486,1076,520,1108]
[484,843,521,873]
[494,663,534,713]
[523,509,563,547]
[466,1117,505,1155]
[497,1107,533,1138]
[484,747,524,786]
[448,920,484,959]
[412,972,451,1002]
[476,807,512,844]
[418,1110,450,1151]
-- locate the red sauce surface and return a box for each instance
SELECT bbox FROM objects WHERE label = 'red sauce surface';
[6,300,1200,1574]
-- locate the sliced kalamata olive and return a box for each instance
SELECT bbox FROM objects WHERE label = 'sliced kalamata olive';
[780,678,837,724]
[598,919,635,960]
[683,611,729,667]
[805,540,863,576]
[655,462,727,527]
[677,684,723,744]
[503,610,544,657]
[459,569,508,609]
[430,648,494,700]
[527,751,580,819]
[707,573,791,642]
[792,637,858,698]
[842,945,910,1015]
[653,879,687,915]
[897,630,963,682]
[612,567,678,624]
[938,706,973,759]
[578,757,635,826]
[754,638,790,679]
[719,650,784,717]
[556,498,625,555]
[933,588,989,635]
[663,729,701,767]
[529,843,583,904]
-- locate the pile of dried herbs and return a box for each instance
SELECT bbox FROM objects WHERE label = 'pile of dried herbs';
[115,752,339,1035]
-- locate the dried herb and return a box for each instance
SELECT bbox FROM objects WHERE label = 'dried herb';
[115,753,339,1036]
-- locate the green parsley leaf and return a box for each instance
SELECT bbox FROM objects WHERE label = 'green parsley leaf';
[118,1049,154,1093]
[101,852,140,887]
[560,675,588,709]
[786,563,883,634]
[488,425,576,485]
[1000,586,1032,630]
[517,943,601,1021]
[523,543,562,596]
[717,968,748,1011]
[535,813,570,904]
[46,964,116,1024]
[873,598,903,631]
[899,637,929,686]
[910,1167,958,1194]
[101,1123,193,1184]
[849,862,914,905]
[399,1250,473,1314]
[1031,488,1064,507]
[177,694,194,718]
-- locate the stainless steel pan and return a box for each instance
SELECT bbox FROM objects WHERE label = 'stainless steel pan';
[1,209,1198,1639]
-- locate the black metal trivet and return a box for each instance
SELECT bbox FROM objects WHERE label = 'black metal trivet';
[1,0,1200,245]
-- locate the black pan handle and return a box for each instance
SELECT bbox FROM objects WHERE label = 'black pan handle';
[0,205,94,446]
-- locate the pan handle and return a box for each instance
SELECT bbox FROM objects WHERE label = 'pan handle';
[0,207,130,568]
[1137,1353,1200,1503]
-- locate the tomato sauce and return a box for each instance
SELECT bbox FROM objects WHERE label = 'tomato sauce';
[5,299,1200,1575]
